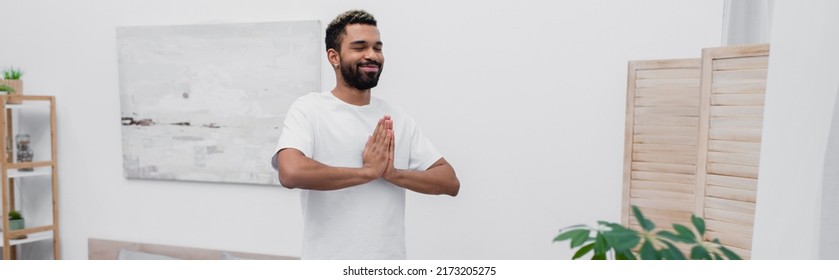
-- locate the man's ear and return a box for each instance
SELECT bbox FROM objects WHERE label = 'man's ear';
[327,49,340,68]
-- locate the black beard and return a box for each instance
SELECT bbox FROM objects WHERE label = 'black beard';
[340,60,383,90]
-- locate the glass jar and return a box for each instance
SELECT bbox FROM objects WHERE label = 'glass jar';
[16,134,34,171]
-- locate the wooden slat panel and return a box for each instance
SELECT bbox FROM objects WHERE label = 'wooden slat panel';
[712,81,766,94]
[630,216,692,231]
[712,69,768,83]
[705,208,754,225]
[709,140,761,155]
[634,125,698,137]
[633,152,697,164]
[634,115,699,126]
[624,59,700,230]
[632,171,695,184]
[636,78,700,88]
[706,185,757,203]
[636,69,701,79]
[709,128,762,142]
[707,163,760,179]
[709,118,763,130]
[634,87,699,98]
[711,93,765,105]
[631,189,694,201]
[632,161,695,174]
[636,97,700,107]
[696,45,767,261]
[633,144,697,155]
[707,151,760,167]
[706,197,755,213]
[630,198,694,212]
[633,135,697,145]
[630,180,694,194]
[706,230,752,250]
[632,206,694,221]
[705,219,754,236]
[712,55,769,71]
[706,174,758,191]
[635,107,699,117]
[710,106,764,118]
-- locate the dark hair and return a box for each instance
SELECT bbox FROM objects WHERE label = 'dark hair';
[325,10,377,52]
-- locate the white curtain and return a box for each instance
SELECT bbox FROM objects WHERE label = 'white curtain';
[820,84,839,259]
[722,0,775,45]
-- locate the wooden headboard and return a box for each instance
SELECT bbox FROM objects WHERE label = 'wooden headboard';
[88,238,298,260]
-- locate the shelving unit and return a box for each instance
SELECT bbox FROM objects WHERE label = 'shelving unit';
[0,95,59,260]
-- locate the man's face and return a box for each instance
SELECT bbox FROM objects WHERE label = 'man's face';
[337,24,384,90]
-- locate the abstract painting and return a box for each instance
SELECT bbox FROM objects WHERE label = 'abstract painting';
[117,21,320,185]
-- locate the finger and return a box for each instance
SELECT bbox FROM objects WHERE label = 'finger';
[376,118,388,146]
[388,130,395,161]
[372,118,383,140]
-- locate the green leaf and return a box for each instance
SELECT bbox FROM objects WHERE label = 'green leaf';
[570,229,591,248]
[555,228,588,243]
[604,227,641,252]
[615,249,636,260]
[673,224,697,243]
[659,240,686,260]
[657,230,693,244]
[639,239,659,260]
[573,243,595,260]
[692,215,706,236]
[690,246,711,260]
[592,253,607,260]
[632,206,656,232]
[594,233,609,256]
[719,246,742,260]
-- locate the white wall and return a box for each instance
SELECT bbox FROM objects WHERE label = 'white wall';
[751,0,839,259]
[0,0,723,259]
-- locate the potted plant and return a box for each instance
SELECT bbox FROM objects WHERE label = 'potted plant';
[1,66,24,104]
[7,210,27,240]
[554,206,741,260]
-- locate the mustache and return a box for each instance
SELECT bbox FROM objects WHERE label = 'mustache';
[357,61,381,67]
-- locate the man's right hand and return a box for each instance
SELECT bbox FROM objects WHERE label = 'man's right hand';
[362,115,393,180]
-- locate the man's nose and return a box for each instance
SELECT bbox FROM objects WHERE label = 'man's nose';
[363,48,377,60]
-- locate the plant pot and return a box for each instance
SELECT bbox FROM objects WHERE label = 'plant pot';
[9,219,24,230]
[9,219,26,240]
[0,79,23,104]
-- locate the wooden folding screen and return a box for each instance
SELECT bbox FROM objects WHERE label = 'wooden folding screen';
[622,59,702,232]
[694,44,769,259]
[622,44,769,259]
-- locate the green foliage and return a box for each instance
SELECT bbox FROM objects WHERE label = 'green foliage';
[554,206,742,260]
[3,66,23,80]
[0,84,14,93]
[8,210,23,220]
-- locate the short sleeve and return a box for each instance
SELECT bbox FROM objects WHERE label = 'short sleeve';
[270,99,315,171]
[407,119,443,171]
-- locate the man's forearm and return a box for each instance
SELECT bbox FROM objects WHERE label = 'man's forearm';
[277,149,376,191]
[385,159,460,196]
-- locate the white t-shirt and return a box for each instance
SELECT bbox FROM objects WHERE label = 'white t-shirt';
[271,91,442,260]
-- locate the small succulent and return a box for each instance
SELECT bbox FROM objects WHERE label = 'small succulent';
[3,67,24,80]
[8,210,22,220]
[0,84,14,93]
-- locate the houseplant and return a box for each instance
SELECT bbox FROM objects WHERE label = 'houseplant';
[8,210,24,231]
[1,66,24,104]
[554,206,741,260]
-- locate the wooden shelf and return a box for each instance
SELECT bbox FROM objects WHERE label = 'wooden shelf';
[8,167,52,178]
[1,95,59,260]
[5,161,53,170]
[0,231,53,247]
